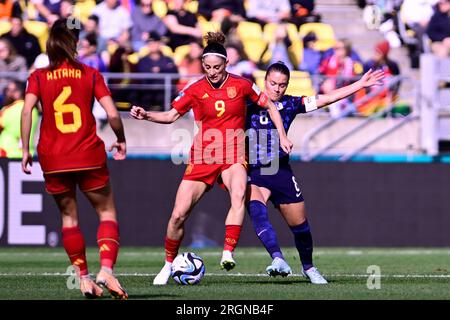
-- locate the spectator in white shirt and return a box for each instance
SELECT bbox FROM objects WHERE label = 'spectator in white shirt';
[92,0,132,52]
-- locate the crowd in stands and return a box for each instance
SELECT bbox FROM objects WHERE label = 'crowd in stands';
[359,0,450,68]
[2,0,440,157]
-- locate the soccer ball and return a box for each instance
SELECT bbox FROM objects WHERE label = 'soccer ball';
[171,252,205,285]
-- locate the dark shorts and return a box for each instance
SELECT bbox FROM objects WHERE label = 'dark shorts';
[44,165,110,195]
[248,158,304,207]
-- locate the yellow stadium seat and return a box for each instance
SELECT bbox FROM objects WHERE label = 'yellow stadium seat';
[25,2,38,20]
[241,38,267,63]
[184,0,198,14]
[127,52,139,65]
[263,23,278,42]
[173,44,191,66]
[23,21,49,52]
[299,22,336,51]
[288,40,303,68]
[73,0,96,24]
[107,42,119,55]
[237,21,263,41]
[254,71,315,97]
[253,69,266,91]
[160,45,174,57]
[198,16,221,36]
[152,0,168,18]
[286,71,315,96]
[0,21,11,36]
[286,23,300,42]
[127,44,174,64]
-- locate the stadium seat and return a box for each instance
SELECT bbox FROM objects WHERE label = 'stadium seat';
[253,69,266,91]
[299,22,336,51]
[288,40,303,68]
[127,52,139,65]
[241,38,267,63]
[25,1,38,20]
[184,0,198,14]
[160,45,174,58]
[152,0,168,18]
[23,20,49,52]
[235,22,266,63]
[73,0,96,24]
[127,45,174,64]
[0,21,11,36]
[285,71,315,96]
[261,23,303,66]
[253,70,315,97]
[237,21,263,41]
[197,16,221,36]
[173,44,191,66]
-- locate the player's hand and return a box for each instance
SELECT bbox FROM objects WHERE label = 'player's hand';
[280,135,293,154]
[359,68,385,88]
[130,106,147,120]
[109,141,126,160]
[22,150,32,174]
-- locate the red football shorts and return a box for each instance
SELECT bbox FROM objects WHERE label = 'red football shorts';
[43,166,110,195]
[182,163,247,189]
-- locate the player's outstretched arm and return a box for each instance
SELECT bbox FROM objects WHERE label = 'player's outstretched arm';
[263,98,293,154]
[316,68,385,109]
[20,93,38,174]
[130,105,181,124]
[99,95,127,160]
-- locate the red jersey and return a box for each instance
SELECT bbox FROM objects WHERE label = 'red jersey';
[172,73,263,164]
[26,61,111,174]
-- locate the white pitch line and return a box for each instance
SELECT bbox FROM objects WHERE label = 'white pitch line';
[1,272,450,278]
[1,250,450,257]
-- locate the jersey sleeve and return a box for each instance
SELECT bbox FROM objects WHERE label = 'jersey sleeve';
[242,80,262,104]
[25,71,41,99]
[291,95,307,114]
[93,70,111,101]
[171,88,195,116]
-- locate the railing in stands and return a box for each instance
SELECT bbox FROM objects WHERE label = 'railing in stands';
[301,75,409,161]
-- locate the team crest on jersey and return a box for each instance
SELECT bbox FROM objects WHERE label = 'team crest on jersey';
[227,87,237,99]
[276,101,284,110]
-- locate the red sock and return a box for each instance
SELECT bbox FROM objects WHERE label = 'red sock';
[224,225,242,252]
[97,220,120,269]
[62,226,88,276]
[165,237,181,263]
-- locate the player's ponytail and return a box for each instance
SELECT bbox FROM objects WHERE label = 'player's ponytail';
[266,61,291,81]
[202,32,227,60]
[47,18,82,70]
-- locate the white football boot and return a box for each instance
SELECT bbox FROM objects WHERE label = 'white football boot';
[302,266,328,284]
[220,250,236,271]
[266,257,292,277]
[153,261,172,285]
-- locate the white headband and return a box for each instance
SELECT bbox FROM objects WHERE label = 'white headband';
[202,52,227,60]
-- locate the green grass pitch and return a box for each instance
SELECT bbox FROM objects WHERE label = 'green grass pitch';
[1,247,450,300]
